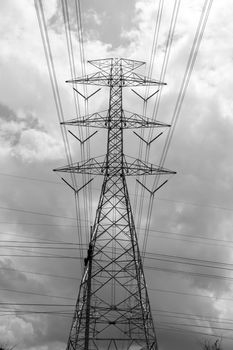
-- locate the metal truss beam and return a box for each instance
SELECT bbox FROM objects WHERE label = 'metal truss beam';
[54,155,176,177]
[60,110,171,129]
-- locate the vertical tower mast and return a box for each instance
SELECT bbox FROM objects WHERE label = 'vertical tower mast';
[55,58,175,350]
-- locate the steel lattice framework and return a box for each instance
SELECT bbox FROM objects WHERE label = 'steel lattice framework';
[55,58,175,350]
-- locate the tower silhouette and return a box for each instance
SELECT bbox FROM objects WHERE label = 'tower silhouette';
[55,58,175,350]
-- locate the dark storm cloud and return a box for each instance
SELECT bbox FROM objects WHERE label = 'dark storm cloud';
[0,104,17,122]
[0,259,28,285]
[0,258,70,348]
[0,103,43,130]
[0,103,44,147]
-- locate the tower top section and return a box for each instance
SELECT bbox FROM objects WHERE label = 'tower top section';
[66,57,167,87]
[87,57,145,73]
[55,57,175,178]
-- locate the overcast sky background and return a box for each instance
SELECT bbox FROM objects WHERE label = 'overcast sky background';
[1,0,233,349]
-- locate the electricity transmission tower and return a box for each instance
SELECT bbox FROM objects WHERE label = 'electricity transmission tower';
[55,58,175,350]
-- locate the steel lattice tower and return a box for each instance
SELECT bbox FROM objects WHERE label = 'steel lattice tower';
[55,58,175,350]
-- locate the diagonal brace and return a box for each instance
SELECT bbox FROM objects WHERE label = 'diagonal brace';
[131,89,159,102]
[133,131,163,146]
[73,87,101,101]
[68,130,98,144]
[136,179,168,196]
[61,177,94,194]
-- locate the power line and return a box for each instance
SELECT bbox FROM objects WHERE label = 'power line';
[2,217,233,247]
[1,222,233,252]
[146,265,233,282]
[0,302,74,307]
[158,320,233,333]
[0,266,79,281]
[156,325,233,341]
[145,251,233,270]
[141,0,214,262]
[0,172,61,184]
[1,171,233,212]
[0,205,77,220]
[3,254,233,285]
[138,0,181,258]
[2,284,233,305]
[149,287,233,303]
[35,0,85,265]
[154,312,233,326]
[0,310,72,319]
[133,0,164,218]
[0,287,74,301]
[2,243,233,273]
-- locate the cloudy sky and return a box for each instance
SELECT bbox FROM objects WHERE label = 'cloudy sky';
[1,0,233,349]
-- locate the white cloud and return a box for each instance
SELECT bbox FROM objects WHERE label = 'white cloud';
[0,315,34,345]
[85,9,103,26]
[11,128,63,162]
